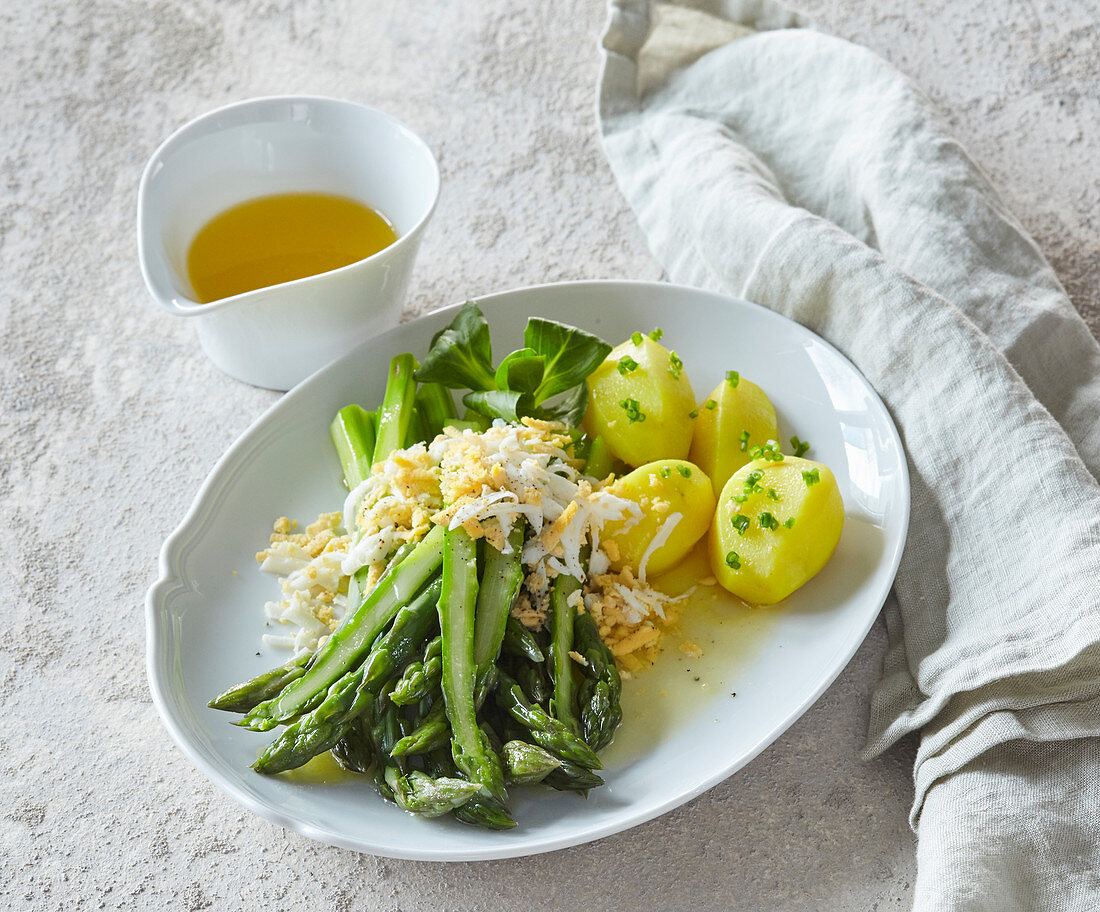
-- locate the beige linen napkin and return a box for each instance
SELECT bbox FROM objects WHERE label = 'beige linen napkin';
[598,2,1100,908]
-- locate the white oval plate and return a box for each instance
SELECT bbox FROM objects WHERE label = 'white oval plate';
[146,280,909,861]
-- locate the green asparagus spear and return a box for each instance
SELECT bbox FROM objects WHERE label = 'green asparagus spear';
[472,524,525,675]
[214,545,417,719]
[370,680,403,757]
[544,758,605,795]
[574,611,623,751]
[374,353,419,464]
[391,663,497,758]
[547,573,582,734]
[372,767,396,803]
[515,660,551,706]
[496,712,601,793]
[415,382,457,439]
[460,409,493,432]
[338,365,413,616]
[439,527,507,803]
[367,686,403,801]
[251,670,372,774]
[479,719,504,756]
[240,525,445,732]
[494,671,602,770]
[390,635,443,706]
[502,740,561,786]
[252,579,442,773]
[503,615,545,663]
[423,632,444,661]
[345,539,418,630]
[455,798,517,830]
[584,434,613,480]
[331,718,373,774]
[425,750,517,830]
[356,576,442,694]
[406,404,431,448]
[330,404,377,490]
[473,663,499,710]
[384,767,481,817]
[390,701,449,757]
[208,650,313,713]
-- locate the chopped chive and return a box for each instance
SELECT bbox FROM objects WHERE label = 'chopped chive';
[631,331,643,346]
[668,351,683,378]
[620,398,646,423]
[726,370,740,388]
[617,355,639,375]
[704,399,717,410]
[803,468,821,486]
[783,517,796,529]
[759,512,779,530]
[731,514,750,535]
[739,430,750,451]
[649,327,664,341]
[689,408,699,419]
[750,440,785,462]
[725,550,741,569]
[766,488,779,501]
[732,494,748,504]
[659,466,671,478]
[677,465,691,478]
[790,436,810,458]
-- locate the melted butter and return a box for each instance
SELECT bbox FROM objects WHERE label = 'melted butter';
[187,192,397,303]
[275,750,359,785]
[599,544,778,766]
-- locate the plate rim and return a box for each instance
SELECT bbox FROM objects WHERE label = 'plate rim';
[146,278,910,861]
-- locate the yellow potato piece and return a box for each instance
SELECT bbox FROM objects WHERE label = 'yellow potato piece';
[604,459,716,578]
[584,335,695,467]
[689,375,778,495]
[709,456,843,605]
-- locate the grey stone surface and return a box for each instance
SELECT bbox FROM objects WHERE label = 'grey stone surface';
[1,1,1095,909]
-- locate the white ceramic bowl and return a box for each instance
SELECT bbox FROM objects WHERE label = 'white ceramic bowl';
[137,96,440,390]
[147,280,909,860]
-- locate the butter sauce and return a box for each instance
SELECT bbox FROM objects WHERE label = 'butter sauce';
[186,192,397,303]
[277,749,359,785]
[600,545,776,766]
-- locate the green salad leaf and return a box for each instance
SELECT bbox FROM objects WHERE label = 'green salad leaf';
[414,302,610,428]
[525,319,612,401]
[462,389,532,423]
[494,348,545,394]
[415,301,497,391]
[533,382,589,427]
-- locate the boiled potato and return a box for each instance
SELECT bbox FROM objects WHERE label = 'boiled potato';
[584,334,695,467]
[689,374,778,495]
[709,456,843,605]
[603,459,715,578]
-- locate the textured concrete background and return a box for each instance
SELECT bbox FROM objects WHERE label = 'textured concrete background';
[1,1,1096,909]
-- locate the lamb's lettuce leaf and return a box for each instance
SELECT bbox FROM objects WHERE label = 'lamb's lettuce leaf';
[415,302,610,428]
[524,319,612,402]
[494,348,545,394]
[462,390,531,424]
[414,302,497,392]
[533,382,589,427]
